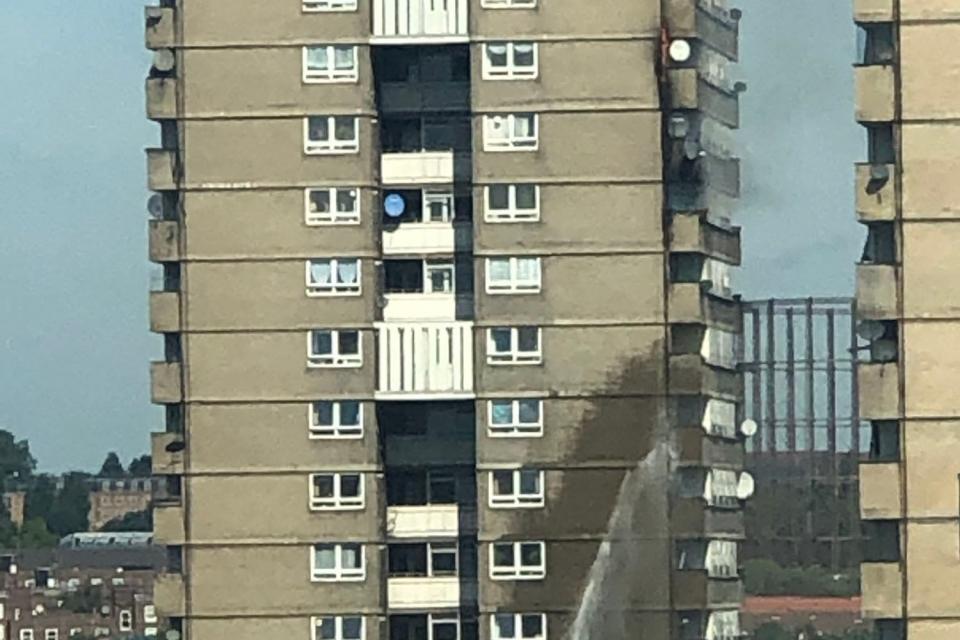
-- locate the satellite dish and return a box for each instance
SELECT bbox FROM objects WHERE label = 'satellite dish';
[166,631,181,640]
[730,8,743,20]
[165,439,186,453]
[872,339,898,363]
[669,39,692,63]
[856,320,885,341]
[384,193,406,218]
[147,194,165,219]
[739,419,758,438]
[153,49,176,73]
[736,472,755,500]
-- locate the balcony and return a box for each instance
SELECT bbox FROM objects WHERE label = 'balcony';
[856,163,897,222]
[858,362,900,420]
[672,498,745,538]
[670,354,742,398]
[668,69,739,128]
[666,2,740,61]
[382,222,472,256]
[372,0,468,43]
[855,65,895,123]
[149,220,180,262]
[672,572,742,609]
[862,562,903,619]
[388,576,466,610]
[856,264,898,320]
[151,361,183,404]
[154,573,185,618]
[854,0,894,22]
[376,322,474,399]
[382,293,473,322]
[382,151,464,186]
[150,291,181,334]
[860,462,901,520]
[153,502,185,545]
[147,148,176,191]
[668,283,741,328]
[671,213,742,265]
[386,505,460,539]
[146,77,177,120]
[152,432,185,475]
[145,6,175,50]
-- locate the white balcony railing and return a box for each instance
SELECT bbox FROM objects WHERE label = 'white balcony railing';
[382,222,459,255]
[386,505,460,538]
[382,293,472,322]
[373,0,468,41]
[388,576,462,610]
[381,151,455,186]
[376,322,474,398]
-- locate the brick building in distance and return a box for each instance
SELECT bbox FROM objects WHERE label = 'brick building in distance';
[86,480,155,532]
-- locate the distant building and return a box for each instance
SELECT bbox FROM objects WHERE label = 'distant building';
[2,492,26,528]
[87,480,154,532]
[0,547,164,639]
[59,533,154,550]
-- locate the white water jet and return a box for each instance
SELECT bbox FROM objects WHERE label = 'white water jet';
[567,440,676,640]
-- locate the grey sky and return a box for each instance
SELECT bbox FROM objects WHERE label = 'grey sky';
[0,2,862,471]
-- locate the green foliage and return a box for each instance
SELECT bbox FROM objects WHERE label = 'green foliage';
[0,430,36,487]
[45,472,91,537]
[99,452,126,478]
[61,585,104,613]
[128,455,152,477]
[743,558,859,597]
[101,508,152,532]
[25,474,57,522]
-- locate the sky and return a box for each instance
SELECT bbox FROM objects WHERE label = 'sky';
[0,2,863,471]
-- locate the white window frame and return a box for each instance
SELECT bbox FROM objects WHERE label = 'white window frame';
[311,544,366,582]
[484,185,540,222]
[309,401,364,439]
[429,613,460,640]
[703,399,737,440]
[480,0,537,8]
[424,260,456,294]
[304,116,359,155]
[303,46,359,83]
[489,469,545,508]
[427,542,459,577]
[311,616,365,640]
[486,257,542,294]
[491,614,547,640]
[308,330,363,368]
[705,469,739,509]
[483,114,539,151]
[20,632,33,640]
[310,473,365,511]
[69,630,83,638]
[305,187,361,226]
[482,42,539,80]
[489,541,546,580]
[44,631,57,640]
[487,327,542,365]
[306,259,362,296]
[303,0,359,12]
[118,610,132,632]
[144,629,158,638]
[488,399,543,437]
[143,605,157,624]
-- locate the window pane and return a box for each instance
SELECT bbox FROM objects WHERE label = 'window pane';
[519,471,540,494]
[342,618,363,640]
[490,329,512,353]
[317,617,337,640]
[493,471,514,495]
[309,117,329,142]
[514,43,535,67]
[486,43,508,66]
[521,615,543,638]
[340,401,360,426]
[338,331,360,355]
[487,117,509,140]
[489,259,511,282]
[433,623,458,640]
[491,401,513,425]
[516,258,540,281]
[429,474,456,503]
[337,189,357,213]
[333,46,355,70]
[489,185,510,210]
[337,260,359,285]
[315,545,336,570]
[310,190,331,213]
[312,331,333,356]
[340,475,361,498]
[313,475,335,499]
[517,328,539,352]
[495,615,516,640]
[431,549,457,574]
[341,544,362,569]
[307,47,329,70]
[515,185,537,210]
[334,117,356,141]
[518,400,540,424]
[311,261,333,285]
[513,115,534,138]
[520,543,541,566]
[493,544,515,567]
[314,402,334,426]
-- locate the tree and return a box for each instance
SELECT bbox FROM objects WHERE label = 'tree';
[98,452,125,478]
[127,455,152,477]
[101,509,152,532]
[45,473,90,537]
[0,430,36,488]
[17,517,58,548]
[25,474,57,522]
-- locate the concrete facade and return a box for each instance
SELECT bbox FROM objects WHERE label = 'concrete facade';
[146,0,745,638]
[855,0,960,638]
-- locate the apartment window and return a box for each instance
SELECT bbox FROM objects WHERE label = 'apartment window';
[481,0,537,7]
[484,114,538,151]
[425,261,455,293]
[305,188,360,225]
[313,616,364,640]
[303,46,358,83]
[306,259,361,296]
[487,327,542,365]
[69,631,82,638]
[489,470,544,508]
[20,632,33,640]
[303,0,358,11]
[304,116,359,154]
[483,42,538,79]
[486,257,541,293]
[312,544,365,581]
[706,469,739,509]
[44,631,57,640]
[145,630,158,638]
[389,542,458,577]
[143,605,157,624]
[119,610,133,632]
[308,330,362,368]
[431,614,460,640]
[488,399,543,436]
[485,185,539,222]
[704,399,737,439]
[310,473,365,510]
[490,542,545,580]
[310,401,363,439]
[492,614,546,640]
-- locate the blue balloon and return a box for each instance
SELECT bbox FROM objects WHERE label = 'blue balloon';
[384,194,406,217]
